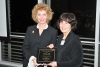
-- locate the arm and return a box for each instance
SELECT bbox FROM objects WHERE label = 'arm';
[22,27,31,61]
[47,30,58,48]
[50,30,58,46]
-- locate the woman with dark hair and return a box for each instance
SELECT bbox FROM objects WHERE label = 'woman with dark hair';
[48,13,83,67]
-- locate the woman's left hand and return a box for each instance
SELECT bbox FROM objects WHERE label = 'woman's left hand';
[32,58,41,66]
[48,61,57,67]
[47,44,54,49]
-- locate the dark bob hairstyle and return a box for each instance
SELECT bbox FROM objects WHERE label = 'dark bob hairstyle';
[57,13,77,31]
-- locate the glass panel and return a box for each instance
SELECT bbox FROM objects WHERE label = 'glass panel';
[51,0,96,38]
[10,0,37,33]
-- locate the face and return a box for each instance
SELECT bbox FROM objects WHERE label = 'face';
[36,10,48,24]
[59,21,71,34]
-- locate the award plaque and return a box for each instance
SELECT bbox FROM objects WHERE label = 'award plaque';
[37,48,56,64]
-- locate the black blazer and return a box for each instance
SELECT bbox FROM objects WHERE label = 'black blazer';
[56,31,83,67]
[22,25,58,67]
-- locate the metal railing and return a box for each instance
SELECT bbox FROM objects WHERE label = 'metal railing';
[1,32,96,67]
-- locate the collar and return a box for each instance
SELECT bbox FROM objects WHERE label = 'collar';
[37,23,48,29]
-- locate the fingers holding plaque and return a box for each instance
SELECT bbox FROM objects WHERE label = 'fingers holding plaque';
[37,48,56,64]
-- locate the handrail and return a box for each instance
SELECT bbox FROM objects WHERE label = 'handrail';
[1,33,97,66]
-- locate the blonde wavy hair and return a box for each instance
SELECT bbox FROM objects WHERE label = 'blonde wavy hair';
[32,3,53,23]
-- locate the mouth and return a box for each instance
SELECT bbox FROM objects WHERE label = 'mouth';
[61,28,66,30]
[39,19,45,22]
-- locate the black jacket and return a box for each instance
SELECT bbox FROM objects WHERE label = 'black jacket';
[22,25,58,67]
[56,31,83,67]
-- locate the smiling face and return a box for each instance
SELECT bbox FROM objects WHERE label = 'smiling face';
[59,21,71,34]
[36,10,48,24]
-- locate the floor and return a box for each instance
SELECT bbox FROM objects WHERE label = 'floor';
[0,61,22,67]
[0,64,15,67]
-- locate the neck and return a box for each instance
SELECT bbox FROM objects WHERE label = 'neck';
[38,23,47,30]
[63,30,71,39]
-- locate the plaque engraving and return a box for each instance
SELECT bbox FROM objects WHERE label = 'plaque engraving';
[37,48,56,64]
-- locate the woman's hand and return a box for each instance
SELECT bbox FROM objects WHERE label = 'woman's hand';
[32,58,41,66]
[47,44,54,49]
[48,61,57,67]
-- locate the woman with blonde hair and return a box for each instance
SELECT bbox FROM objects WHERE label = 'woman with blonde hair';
[22,3,58,67]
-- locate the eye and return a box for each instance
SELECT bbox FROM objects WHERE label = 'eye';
[66,22,68,24]
[37,14,40,16]
[43,14,47,16]
[60,21,63,23]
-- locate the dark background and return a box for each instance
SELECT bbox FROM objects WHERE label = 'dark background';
[10,0,96,38]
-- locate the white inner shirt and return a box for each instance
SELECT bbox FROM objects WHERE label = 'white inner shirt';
[60,39,65,45]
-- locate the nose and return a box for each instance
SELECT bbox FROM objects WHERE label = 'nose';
[61,23,65,27]
[40,15,43,18]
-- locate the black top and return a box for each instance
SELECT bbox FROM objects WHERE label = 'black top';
[56,31,83,67]
[22,25,58,67]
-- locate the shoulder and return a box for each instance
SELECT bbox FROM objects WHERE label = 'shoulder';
[57,34,63,39]
[26,25,37,31]
[58,34,63,37]
[70,31,79,40]
[25,25,37,33]
[48,25,57,32]
[71,32,82,47]
[68,31,81,45]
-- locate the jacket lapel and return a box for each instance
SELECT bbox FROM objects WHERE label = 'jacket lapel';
[56,34,63,50]
[60,31,74,49]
